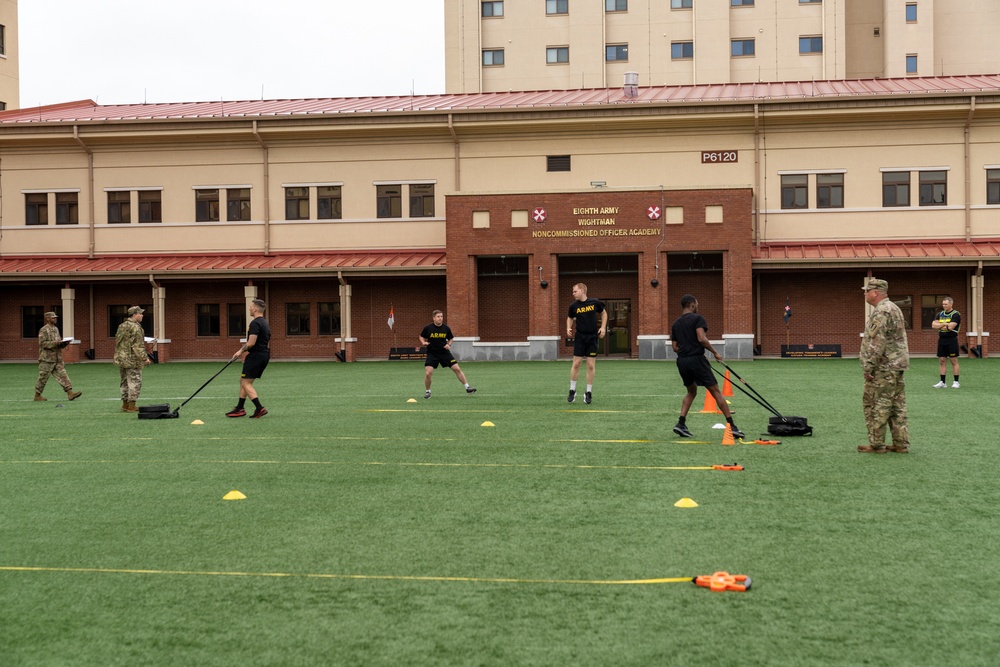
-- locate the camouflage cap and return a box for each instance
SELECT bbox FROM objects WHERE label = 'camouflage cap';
[127,306,145,316]
[44,311,58,318]
[863,278,888,292]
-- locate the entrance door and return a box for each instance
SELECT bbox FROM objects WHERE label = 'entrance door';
[602,299,631,355]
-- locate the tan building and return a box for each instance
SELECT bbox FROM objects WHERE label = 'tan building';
[446,0,1000,93]
[0,75,997,362]
[0,0,17,109]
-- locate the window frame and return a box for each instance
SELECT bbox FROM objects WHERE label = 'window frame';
[409,183,436,218]
[605,44,629,62]
[196,304,221,337]
[226,188,252,222]
[22,305,46,339]
[546,0,568,15]
[816,173,844,209]
[882,171,911,207]
[317,185,342,220]
[906,54,918,74]
[605,0,627,11]
[731,39,755,57]
[195,189,221,222]
[799,36,823,54]
[318,302,342,336]
[285,186,310,220]
[546,155,571,172]
[286,302,311,336]
[893,295,914,330]
[731,0,754,5]
[671,0,693,8]
[482,1,503,17]
[780,174,809,210]
[107,190,131,224]
[482,49,505,66]
[109,305,153,338]
[55,192,79,225]
[905,3,917,22]
[228,303,247,337]
[138,190,162,223]
[987,168,1000,205]
[546,46,570,64]
[376,184,403,219]
[918,170,947,207]
[671,41,694,60]
[25,193,48,226]
[921,294,951,330]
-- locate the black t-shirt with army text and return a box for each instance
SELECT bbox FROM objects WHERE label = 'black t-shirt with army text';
[421,323,453,352]
[568,298,605,335]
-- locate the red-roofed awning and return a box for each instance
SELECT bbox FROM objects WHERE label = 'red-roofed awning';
[753,240,1000,267]
[0,251,446,281]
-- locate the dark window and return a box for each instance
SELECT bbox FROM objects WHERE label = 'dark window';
[55,192,79,225]
[138,190,162,223]
[731,0,754,5]
[605,0,627,11]
[781,174,808,209]
[227,188,251,221]
[921,294,951,330]
[108,305,153,338]
[671,0,693,7]
[25,193,48,225]
[800,0,822,3]
[546,0,568,15]
[0,25,5,56]
[377,185,402,218]
[409,184,435,217]
[547,155,571,172]
[22,306,45,339]
[671,42,694,59]
[285,187,310,220]
[816,173,844,208]
[196,189,220,222]
[987,169,1000,205]
[318,186,342,219]
[882,171,910,207]
[228,303,246,337]
[196,304,221,337]
[108,191,131,224]
[892,295,913,330]
[319,302,341,336]
[546,47,569,63]
[919,171,947,206]
[482,1,503,17]
[606,44,629,61]
[799,36,823,54]
[731,39,755,56]
[483,49,505,66]
[286,302,310,336]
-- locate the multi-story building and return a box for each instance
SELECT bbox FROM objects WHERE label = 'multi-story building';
[446,0,1000,93]
[0,0,18,110]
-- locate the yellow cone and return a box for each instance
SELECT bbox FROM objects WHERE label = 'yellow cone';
[223,490,247,501]
[191,419,204,425]
[407,398,418,403]
[481,421,495,427]
[674,497,699,508]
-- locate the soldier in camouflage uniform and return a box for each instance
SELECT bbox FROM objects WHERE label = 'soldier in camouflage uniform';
[859,278,910,453]
[114,306,151,412]
[35,311,82,402]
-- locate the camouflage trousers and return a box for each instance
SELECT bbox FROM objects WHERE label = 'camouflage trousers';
[36,361,72,395]
[119,367,143,402]
[863,369,909,447]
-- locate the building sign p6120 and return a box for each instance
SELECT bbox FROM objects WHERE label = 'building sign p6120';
[701,150,738,163]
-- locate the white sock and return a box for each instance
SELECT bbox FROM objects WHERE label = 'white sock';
[464,383,470,389]
[586,384,593,393]
[570,381,577,391]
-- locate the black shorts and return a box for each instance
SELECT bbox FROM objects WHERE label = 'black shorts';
[937,337,959,358]
[425,350,458,368]
[241,354,270,379]
[676,354,716,388]
[573,334,599,358]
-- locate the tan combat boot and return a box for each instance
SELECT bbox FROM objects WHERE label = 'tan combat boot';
[34,393,47,401]
[67,390,82,401]
[125,401,139,413]
[121,400,129,412]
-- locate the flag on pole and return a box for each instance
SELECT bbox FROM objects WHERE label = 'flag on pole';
[387,306,395,330]
[783,298,792,324]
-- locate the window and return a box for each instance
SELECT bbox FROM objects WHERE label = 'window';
[800,0,822,3]
[731,0,754,5]
[921,295,950,329]
[605,0,627,10]
[0,25,5,56]
[731,39,755,57]
[781,175,808,209]
[228,304,246,337]
[799,36,823,54]
[195,189,220,222]
[606,44,628,62]
[55,193,79,225]
[139,190,162,223]
[483,49,505,66]
[816,173,844,209]
[108,191,131,224]
[109,305,153,338]
[906,54,918,74]
[319,302,341,336]
[546,0,568,15]
[22,306,45,339]
[987,169,1000,205]
[546,47,569,64]
[482,1,503,16]
[905,3,917,22]
[318,186,342,219]
[671,42,694,59]
[227,188,251,221]
[671,0,693,7]
[196,304,221,337]
[882,171,910,207]
[377,185,402,218]
[25,193,48,226]
[547,155,571,172]
[285,187,309,220]
[286,302,310,336]
[919,171,947,206]
[893,295,913,330]
[409,184,435,218]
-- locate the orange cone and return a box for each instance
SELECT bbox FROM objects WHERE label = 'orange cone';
[721,423,735,445]
[722,370,733,397]
[699,390,723,414]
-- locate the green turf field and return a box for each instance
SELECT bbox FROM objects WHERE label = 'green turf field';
[2,358,998,666]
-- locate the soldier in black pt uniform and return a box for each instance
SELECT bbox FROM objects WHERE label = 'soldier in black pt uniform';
[227,298,271,418]
[566,283,607,405]
[419,310,476,399]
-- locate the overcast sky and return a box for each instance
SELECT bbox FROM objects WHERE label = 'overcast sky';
[19,0,446,108]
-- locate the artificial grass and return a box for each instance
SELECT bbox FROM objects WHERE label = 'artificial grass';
[1,358,998,666]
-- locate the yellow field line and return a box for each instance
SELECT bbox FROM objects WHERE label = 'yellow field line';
[0,565,693,586]
[0,459,723,471]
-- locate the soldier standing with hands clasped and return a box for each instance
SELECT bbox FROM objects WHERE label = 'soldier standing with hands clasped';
[35,311,82,402]
[114,306,151,413]
[859,278,910,454]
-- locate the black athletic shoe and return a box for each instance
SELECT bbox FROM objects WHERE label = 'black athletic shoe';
[249,408,268,419]
[673,422,693,438]
[466,387,477,394]
[584,391,592,404]
[567,390,576,403]
[226,407,246,418]
[730,426,745,440]
[424,390,431,399]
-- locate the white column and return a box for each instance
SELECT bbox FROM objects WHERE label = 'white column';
[60,288,76,340]
[244,285,259,341]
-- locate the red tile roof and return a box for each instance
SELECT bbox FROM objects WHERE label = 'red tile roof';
[2,75,998,124]
[753,240,1000,265]
[0,251,446,280]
